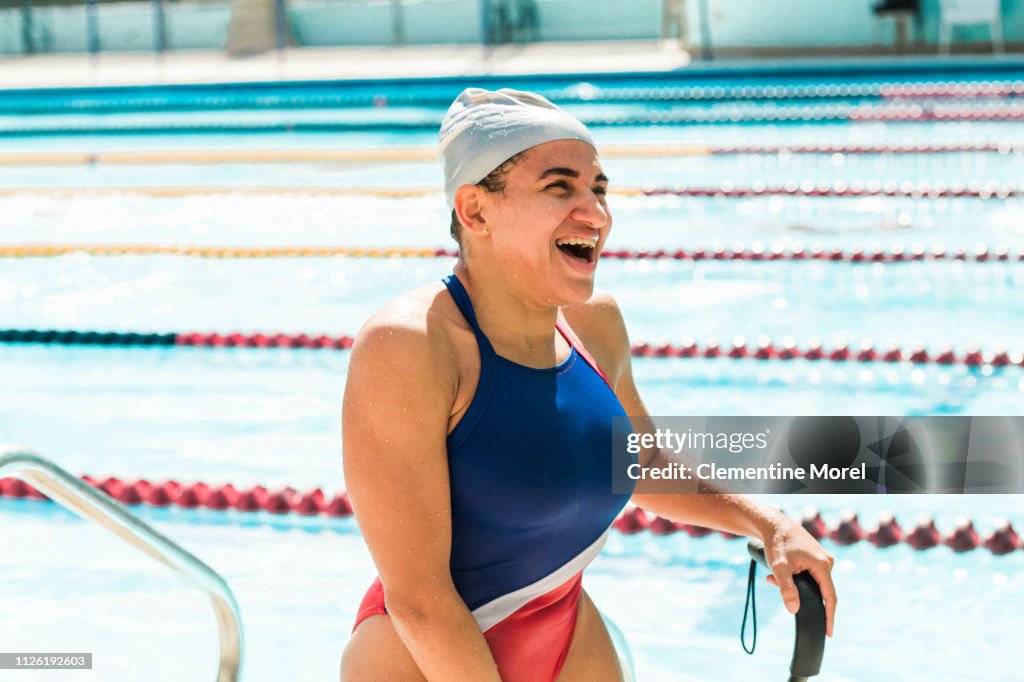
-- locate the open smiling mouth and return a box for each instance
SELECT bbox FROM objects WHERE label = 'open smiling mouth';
[555,237,597,264]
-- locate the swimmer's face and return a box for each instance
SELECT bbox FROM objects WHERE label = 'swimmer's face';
[480,139,611,305]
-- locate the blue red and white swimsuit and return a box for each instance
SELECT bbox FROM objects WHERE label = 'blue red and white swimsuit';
[353,273,635,681]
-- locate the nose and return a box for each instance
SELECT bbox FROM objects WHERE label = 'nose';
[571,190,611,229]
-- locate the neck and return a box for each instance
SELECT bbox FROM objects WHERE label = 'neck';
[452,260,560,354]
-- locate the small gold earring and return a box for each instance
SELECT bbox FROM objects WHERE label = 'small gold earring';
[482,227,489,235]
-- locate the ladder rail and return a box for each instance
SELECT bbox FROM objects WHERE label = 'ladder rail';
[0,446,242,682]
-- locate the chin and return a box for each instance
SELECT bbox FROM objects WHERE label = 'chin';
[553,277,596,307]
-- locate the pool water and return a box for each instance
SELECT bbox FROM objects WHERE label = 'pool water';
[2,64,1023,681]
[2,496,1021,682]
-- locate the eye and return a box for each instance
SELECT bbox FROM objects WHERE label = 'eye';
[544,180,572,192]
[593,186,608,196]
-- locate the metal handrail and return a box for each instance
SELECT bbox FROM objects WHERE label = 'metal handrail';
[0,446,243,682]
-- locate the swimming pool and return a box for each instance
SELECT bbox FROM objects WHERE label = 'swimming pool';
[2,63,1023,681]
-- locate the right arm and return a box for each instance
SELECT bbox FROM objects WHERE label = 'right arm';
[342,311,503,681]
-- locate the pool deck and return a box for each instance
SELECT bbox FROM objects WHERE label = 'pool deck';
[0,41,692,90]
[2,42,1023,91]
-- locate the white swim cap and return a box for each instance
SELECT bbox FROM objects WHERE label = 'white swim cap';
[439,88,595,210]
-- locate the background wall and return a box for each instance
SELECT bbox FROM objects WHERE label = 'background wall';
[0,0,1021,55]
[691,0,1024,48]
[0,0,231,54]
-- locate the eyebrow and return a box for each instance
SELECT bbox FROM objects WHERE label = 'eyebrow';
[538,167,610,183]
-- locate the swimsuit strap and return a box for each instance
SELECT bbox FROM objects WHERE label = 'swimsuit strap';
[442,273,497,451]
[443,273,612,389]
[555,315,613,390]
[442,273,497,358]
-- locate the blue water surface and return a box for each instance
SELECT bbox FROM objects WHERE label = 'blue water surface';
[2,65,1023,681]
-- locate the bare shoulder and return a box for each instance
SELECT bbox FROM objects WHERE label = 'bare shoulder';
[347,282,468,401]
[352,282,464,361]
[561,290,632,386]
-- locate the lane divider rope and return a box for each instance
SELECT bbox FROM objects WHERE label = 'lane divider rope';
[0,244,456,259]
[4,80,1022,115]
[5,103,1024,137]
[0,475,1017,554]
[613,505,1021,555]
[5,242,1024,263]
[0,145,705,166]
[879,81,1024,99]
[2,142,1022,167]
[0,186,436,198]
[2,329,1021,367]
[847,104,1024,122]
[3,180,1021,199]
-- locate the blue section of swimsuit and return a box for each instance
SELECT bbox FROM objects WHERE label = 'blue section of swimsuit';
[442,273,635,611]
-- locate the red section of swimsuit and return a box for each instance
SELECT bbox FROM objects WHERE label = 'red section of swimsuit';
[351,572,584,682]
[484,571,583,682]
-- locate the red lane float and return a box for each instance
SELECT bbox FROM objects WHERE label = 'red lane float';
[984,519,1022,555]
[3,475,354,518]
[849,105,1024,123]
[646,515,681,535]
[709,142,1023,155]
[879,81,1024,99]
[176,332,356,350]
[566,79,1024,102]
[868,512,904,548]
[628,337,1024,368]
[830,510,865,546]
[636,180,1023,199]
[946,516,980,553]
[615,104,1024,125]
[906,514,943,550]
[610,504,1018,556]
[604,243,1024,264]
[1,479,1019,555]
[612,506,651,534]
[11,243,1024,263]
[4,329,1024,368]
[801,508,829,540]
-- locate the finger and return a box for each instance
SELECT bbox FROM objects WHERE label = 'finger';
[772,564,800,614]
[765,575,778,587]
[809,563,838,638]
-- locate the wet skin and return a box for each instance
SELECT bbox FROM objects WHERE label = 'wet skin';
[340,140,622,680]
[341,589,622,681]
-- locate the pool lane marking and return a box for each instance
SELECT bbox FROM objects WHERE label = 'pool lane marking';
[1,181,1021,199]
[3,243,1023,263]
[4,102,1024,135]
[0,477,1018,553]
[0,330,1019,368]
[0,144,712,167]
[0,244,454,259]
[4,80,1023,114]
[3,142,1024,167]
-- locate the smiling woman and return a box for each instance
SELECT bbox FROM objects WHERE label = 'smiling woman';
[339,88,836,682]
[452,138,610,303]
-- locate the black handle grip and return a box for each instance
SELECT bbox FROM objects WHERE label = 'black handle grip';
[747,539,826,679]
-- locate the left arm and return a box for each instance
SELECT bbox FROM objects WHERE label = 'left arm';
[565,292,837,637]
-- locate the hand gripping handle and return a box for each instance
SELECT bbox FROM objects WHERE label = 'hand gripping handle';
[747,538,826,681]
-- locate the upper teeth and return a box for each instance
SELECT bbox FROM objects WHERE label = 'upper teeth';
[556,236,597,247]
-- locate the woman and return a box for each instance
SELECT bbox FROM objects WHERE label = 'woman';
[341,88,837,681]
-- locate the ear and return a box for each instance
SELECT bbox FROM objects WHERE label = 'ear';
[453,185,490,237]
